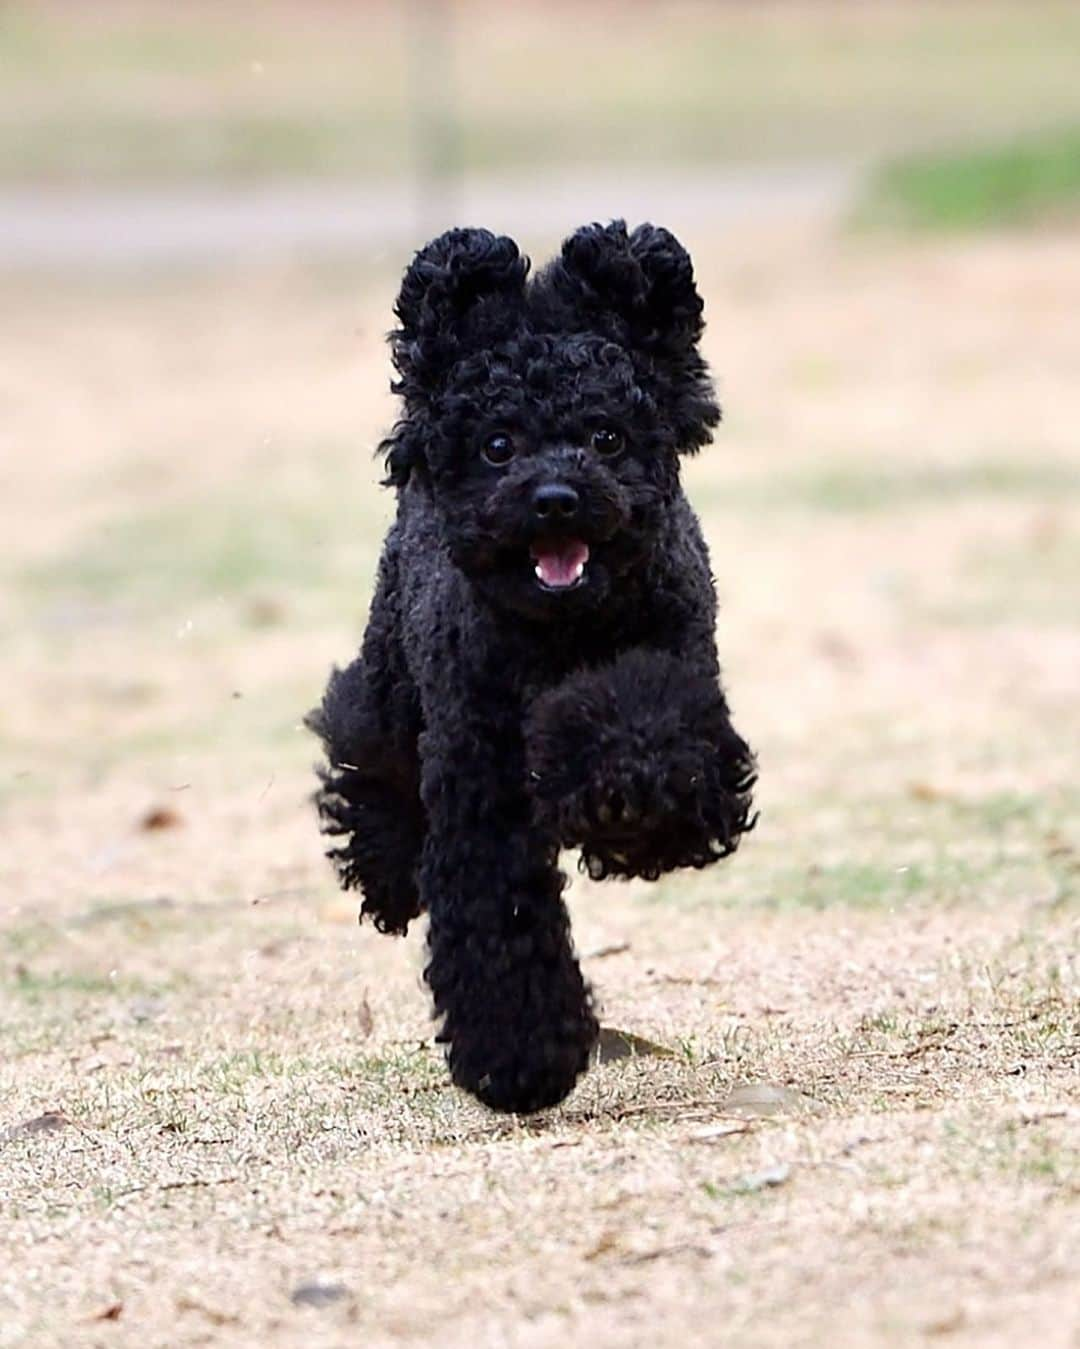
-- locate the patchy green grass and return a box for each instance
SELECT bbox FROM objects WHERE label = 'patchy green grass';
[766,858,968,911]
[5,967,163,1003]
[645,780,1078,916]
[0,965,183,1056]
[713,459,1080,514]
[699,852,1054,914]
[21,460,387,624]
[923,525,1080,627]
[858,126,1080,230]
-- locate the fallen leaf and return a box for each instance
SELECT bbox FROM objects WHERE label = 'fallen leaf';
[584,1230,621,1261]
[318,898,358,924]
[246,596,286,628]
[87,1303,123,1322]
[257,937,302,958]
[594,1026,676,1064]
[140,805,183,831]
[176,1296,239,1326]
[290,1279,349,1309]
[924,1308,967,1336]
[1043,831,1074,860]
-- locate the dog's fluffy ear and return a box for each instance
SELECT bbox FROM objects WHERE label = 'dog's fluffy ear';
[543,221,719,452]
[391,227,529,393]
[548,221,705,360]
[382,228,529,487]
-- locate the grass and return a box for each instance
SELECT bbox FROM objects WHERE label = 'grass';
[2,211,1079,1345]
[21,464,383,620]
[6,968,161,1002]
[659,845,1068,917]
[920,527,1080,627]
[859,126,1080,230]
[5,2,1080,183]
[758,858,972,911]
[708,458,1080,513]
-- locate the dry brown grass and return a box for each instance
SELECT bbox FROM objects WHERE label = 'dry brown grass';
[2,216,1078,1346]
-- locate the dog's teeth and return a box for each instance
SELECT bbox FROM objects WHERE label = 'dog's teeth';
[573,561,585,581]
[534,563,544,581]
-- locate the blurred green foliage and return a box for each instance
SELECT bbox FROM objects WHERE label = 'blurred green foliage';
[859,127,1080,230]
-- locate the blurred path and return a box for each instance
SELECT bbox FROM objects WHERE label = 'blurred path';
[0,163,856,271]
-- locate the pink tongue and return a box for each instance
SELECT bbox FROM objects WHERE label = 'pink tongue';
[532,539,589,588]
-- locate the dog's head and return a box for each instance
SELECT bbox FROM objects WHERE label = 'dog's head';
[381,222,719,620]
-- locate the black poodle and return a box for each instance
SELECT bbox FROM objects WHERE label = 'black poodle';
[308,221,756,1114]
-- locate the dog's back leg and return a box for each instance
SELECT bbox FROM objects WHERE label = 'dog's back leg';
[308,653,425,937]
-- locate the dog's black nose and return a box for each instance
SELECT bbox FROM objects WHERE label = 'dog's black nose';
[532,482,580,523]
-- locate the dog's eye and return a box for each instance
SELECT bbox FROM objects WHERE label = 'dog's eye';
[591,428,624,457]
[482,432,516,467]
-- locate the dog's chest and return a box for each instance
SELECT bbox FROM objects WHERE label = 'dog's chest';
[515,597,656,695]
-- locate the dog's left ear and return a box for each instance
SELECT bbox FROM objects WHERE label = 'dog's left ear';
[544,221,719,451]
[381,228,530,488]
[390,227,529,395]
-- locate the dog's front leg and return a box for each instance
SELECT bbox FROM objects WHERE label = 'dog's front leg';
[525,648,756,882]
[418,697,598,1114]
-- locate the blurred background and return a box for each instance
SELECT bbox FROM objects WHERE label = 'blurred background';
[1,3,1078,1340]
[5,0,1078,868]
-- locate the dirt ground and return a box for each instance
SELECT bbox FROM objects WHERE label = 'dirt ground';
[1,215,1077,1347]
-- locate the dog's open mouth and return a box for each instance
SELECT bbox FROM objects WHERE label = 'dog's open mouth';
[531,538,589,591]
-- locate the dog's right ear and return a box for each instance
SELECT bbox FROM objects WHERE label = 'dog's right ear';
[546,221,706,361]
[390,228,529,397]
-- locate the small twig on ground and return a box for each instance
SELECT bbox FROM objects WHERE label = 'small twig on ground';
[113,1176,239,1199]
[652,973,727,987]
[598,1098,740,1122]
[250,886,316,905]
[583,941,631,959]
[623,1242,714,1265]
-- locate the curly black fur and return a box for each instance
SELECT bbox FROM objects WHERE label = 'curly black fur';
[525,650,756,883]
[309,221,756,1114]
